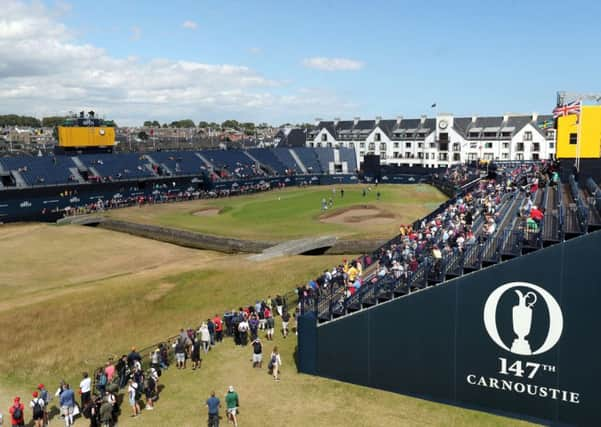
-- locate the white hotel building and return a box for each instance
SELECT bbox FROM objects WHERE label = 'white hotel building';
[305,113,556,168]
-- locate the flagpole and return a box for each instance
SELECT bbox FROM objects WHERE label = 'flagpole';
[575,98,582,172]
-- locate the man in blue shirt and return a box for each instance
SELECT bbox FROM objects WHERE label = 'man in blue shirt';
[206,391,220,427]
[59,383,75,426]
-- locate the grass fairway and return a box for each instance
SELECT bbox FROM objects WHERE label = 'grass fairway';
[0,223,538,426]
[106,184,447,241]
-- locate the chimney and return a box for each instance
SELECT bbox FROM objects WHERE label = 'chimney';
[531,112,538,122]
[471,115,477,123]
[334,117,340,126]
[354,116,360,126]
[314,118,322,126]
[420,114,427,125]
[375,116,382,125]
[396,115,403,125]
[503,113,509,122]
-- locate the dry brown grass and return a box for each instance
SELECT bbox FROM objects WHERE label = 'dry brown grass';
[0,223,538,427]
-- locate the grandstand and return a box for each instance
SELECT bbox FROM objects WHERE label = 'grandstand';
[0,147,358,222]
[297,160,601,427]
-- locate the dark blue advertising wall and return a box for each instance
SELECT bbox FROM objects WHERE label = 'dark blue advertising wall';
[303,231,601,426]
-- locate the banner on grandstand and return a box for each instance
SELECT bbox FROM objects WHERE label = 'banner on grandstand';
[301,230,601,426]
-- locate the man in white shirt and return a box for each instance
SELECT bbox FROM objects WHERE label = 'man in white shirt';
[79,372,91,408]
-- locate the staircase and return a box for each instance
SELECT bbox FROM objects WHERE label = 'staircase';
[11,170,27,187]
[288,149,308,174]
[68,167,86,184]
[195,152,215,169]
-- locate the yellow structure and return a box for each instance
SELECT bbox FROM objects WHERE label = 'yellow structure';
[58,126,116,148]
[556,105,601,159]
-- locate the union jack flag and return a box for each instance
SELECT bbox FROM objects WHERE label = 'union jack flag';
[552,100,581,119]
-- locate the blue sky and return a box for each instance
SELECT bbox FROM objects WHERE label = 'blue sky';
[1,0,600,125]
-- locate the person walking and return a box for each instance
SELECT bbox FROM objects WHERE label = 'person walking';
[224,386,239,427]
[251,338,263,368]
[59,384,75,427]
[199,322,211,354]
[281,311,291,338]
[127,379,140,418]
[213,314,223,343]
[270,347,282,381]
[206,391,220,427]
[36,384,49,427]
[80,372,91,408]
[9,397,25,427]
[30,392,45,427]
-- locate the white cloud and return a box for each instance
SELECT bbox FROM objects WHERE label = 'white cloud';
[302,57,364,71]
[131,25,141,41]
[182,20,198,30]
[0,1,357,124]
[249,47,261,55]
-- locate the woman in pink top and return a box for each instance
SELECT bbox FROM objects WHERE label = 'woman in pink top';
[104,360,116,382]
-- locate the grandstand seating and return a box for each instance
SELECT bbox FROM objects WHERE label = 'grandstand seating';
[78,153,156,181]
[314,147,335,173]
[305,164,601,324]
[246,148,288,175]
[272,148,301,173]
[147,151,207,176]
[338,148,358,171]
[200,149,262,179]
[291,147,323,174]
[0,156,77,185]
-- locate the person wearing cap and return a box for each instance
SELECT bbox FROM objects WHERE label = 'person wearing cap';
[9,397,24,427]
[30,391,44,427]
[36,384,49,427]
[224,386,239,427]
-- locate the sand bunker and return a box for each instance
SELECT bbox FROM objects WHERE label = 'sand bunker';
[320,206,396,226]
[193,208,220,216]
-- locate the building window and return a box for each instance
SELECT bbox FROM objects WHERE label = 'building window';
[368,143,375,150]
[379,143,386,151]
[439,132,449,141]
[393,142,399,148]
[569,133,577,144]
[502,142,509,149]
[360,142,365,149]
[438,152,448,161]
[532,143,540,152]
[327,142,332,148]
[469,132,479,138]
[349,142,355,149]
[405,142,412,148]
[418,142,424,148]
[501,132,512,138]
[501,153,509,159]
[321,133,327,142]
[316,143,322,147]
[516,153,524,160]
[532,153,539,160]
[524,131,532,141]
[375,133,381,142]
[309,142,314,147]
[484,142,493,149]
[549,142,555,149]
[453,153,460,161]
[418,152,424,159]
[429,142,436,148]
[516,143,524,151]
[467,153,477,161]
[483,132,497,138]
[393,152,400,158]
[360,151,365,157]
[380,152,387,159]
[405,133,414,139]
[469,142,477,149]
[453,143,460,151]
[483,153,493,160]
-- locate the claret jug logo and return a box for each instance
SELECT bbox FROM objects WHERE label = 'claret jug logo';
[483,282,563,356]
